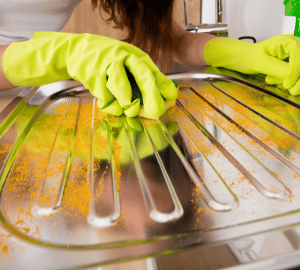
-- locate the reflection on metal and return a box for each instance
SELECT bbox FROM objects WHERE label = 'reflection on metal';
[228,238,258,263]
[1,72,300,269]
[146,257,158,270]
[0,86,38,138]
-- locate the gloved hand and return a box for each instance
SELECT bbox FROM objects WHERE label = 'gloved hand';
[204,35,300,95]
[2,32,178,118]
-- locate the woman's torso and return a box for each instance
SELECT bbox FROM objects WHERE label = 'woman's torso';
[0,0,83,45]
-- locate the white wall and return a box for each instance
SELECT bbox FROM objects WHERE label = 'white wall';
[201,0,227,24]
[201,0,285,42]
[226,0,285,42]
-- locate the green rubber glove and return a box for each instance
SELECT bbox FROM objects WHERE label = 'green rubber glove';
[2,32,178,118]
[204,35,300,95]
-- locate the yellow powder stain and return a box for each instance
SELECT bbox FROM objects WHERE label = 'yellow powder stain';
[94,162,108,200]
[112,139,122,193]
[113,210,128,229]
[0,233,13,259]
[95,106,107,121]
[288,193,295,203]
[204,84,299,153]
[0,98,126,253]
[62,170,91,218]
[1,245,8,254]
[190,185,215,230]
[179,86,300,204]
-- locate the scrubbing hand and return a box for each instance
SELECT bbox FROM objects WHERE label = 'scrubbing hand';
[204,34,300,95]
[2,32,178,118]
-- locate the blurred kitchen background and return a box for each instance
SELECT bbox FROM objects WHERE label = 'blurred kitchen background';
[62,0,285,72]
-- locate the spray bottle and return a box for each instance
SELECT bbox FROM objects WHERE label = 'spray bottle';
[282,0,300,36]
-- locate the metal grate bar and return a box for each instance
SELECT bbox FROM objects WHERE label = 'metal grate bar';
[88,99,121,227]
[142,119,184,222]
[160,113,237,211]
[211,83,300,141]
[32,99,72,215]
[176,99,290,199]
[190,86,300,175]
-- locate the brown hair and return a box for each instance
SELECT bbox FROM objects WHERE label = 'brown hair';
[91,0,175,73]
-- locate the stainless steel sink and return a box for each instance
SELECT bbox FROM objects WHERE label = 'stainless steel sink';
[1,68,300,270]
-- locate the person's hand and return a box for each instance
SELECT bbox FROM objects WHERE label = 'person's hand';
[204,34,300,95]
[2,32,178,118]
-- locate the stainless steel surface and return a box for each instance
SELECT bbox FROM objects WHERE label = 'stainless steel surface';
[1,70,300,269]
[183,0,228,36]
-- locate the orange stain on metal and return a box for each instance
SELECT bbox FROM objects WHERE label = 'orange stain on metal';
[0,100,125,256]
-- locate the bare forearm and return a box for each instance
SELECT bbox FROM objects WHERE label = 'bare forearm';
[172,20,216,66]
[0,45,16,91]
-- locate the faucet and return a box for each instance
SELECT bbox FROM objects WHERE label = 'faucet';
[183,0,228,37]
